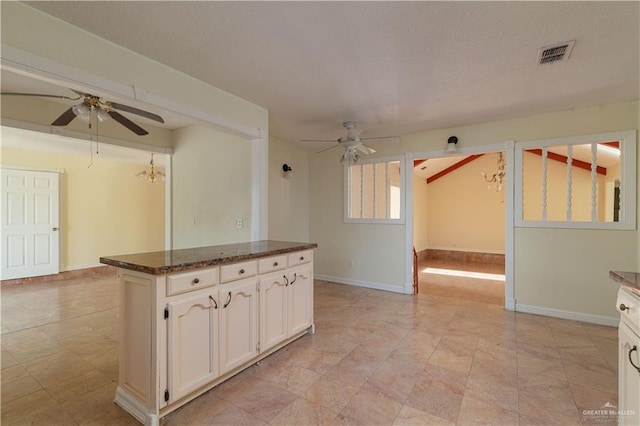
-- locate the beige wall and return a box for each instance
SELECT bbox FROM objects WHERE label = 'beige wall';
[310,100,638,320]
[171,125,253,248]
[1,146,165,270]
[268,136,310,242]
[423,154,505,252]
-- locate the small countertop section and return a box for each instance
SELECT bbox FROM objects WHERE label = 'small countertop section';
[610,270,640,297]
[100,240,318,275]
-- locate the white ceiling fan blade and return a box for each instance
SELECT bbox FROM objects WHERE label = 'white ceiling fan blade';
[317,144,341,154]
[301,139,339,142]
[356,144,376,155]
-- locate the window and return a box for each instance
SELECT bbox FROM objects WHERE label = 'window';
[345,157,405,223]
[515,130,636,229]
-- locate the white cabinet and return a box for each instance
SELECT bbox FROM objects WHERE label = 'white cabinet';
[218,277,258,374]
[259,266,313,353]
[617,287,640,425]
[288,266,313,336]
[259,272,289,352]
[110,246,315,426]
[619,322,640,425]
[167,292,219,403]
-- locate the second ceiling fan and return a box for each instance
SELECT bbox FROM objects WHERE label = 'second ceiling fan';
[1,89,164,136]
[302,121,398,163]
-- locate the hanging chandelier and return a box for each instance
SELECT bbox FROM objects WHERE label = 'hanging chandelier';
[135,153,165,183]
[482,152,506,191]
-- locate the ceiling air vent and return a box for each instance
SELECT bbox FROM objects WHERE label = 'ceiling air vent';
[537,40,575,65]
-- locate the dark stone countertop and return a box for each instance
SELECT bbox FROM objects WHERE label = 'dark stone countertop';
[610,270,640,297]
[100,240,318,275]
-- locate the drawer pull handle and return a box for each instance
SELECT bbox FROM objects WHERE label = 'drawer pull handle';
[290,272,297,286]
[620,303,631,312]
[629,346,640,374]
[273,262,279,267]
[223,291,232,308]
[192,278,200,284]
[239,269,245,275]
[209,295,218,309]
[284,275,289,287]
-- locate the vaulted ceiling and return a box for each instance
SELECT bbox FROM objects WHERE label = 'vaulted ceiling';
[7,1,640,147]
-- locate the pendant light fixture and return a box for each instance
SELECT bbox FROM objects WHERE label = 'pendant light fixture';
[135,153,165,183]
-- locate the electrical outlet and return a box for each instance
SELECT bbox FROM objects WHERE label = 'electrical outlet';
[236,218,243,229]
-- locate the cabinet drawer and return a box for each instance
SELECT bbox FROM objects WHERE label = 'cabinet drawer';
[288,250,312,267]
[259,255,287,274]
[618,288,640,334]
[167,268,218,296]
[220,260,258,283]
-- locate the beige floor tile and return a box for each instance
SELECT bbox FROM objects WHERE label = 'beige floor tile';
[302,376,360,414]
[0,259,618,426]
[339,387,403,426]
[270,396,338,425]
[392,405,453,425]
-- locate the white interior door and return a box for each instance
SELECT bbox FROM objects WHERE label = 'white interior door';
[1,169,60,280]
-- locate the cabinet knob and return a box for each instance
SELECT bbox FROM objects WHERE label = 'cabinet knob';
[192,278,200,284]
[273,262,279,267]
[620,303,631,312]
[299,256,304,261]
[239,269,245,275]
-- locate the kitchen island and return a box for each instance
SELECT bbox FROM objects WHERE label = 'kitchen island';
[611,270,640,425]
[100,240,317,426]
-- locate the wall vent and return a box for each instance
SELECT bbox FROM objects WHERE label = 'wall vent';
[537,40,575,65]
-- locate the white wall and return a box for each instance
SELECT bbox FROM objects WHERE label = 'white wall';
[310,100,638,321]
[268,136,310,242]
[171,125,253,248]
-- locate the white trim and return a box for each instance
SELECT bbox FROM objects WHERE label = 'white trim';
[252,136,268,240]
[406,142,515,309]
[516,303,618,327]
[114,386,158,426]
[315,274,410,294]
[1,165,64,174]
[504,141,515,311]
[164,153,173,250]
[514,130,636,230]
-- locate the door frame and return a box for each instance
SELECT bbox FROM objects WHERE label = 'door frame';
[404,141,516,311]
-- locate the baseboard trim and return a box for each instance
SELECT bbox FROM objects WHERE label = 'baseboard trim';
[1,265,116,287]
[315,274,407,294]
[516,303,618,327]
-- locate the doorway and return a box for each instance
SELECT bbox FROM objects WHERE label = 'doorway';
[407,146,512,307]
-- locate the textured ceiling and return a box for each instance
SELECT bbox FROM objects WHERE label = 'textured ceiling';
[15,1,640,146]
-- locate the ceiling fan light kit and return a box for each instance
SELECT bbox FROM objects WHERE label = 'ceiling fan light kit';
[0,90,164,136]
[303,121,398,164]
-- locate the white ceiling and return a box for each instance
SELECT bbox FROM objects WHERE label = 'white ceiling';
[5,2,640,149]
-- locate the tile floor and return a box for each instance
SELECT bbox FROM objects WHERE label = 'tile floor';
[1,262,618,425]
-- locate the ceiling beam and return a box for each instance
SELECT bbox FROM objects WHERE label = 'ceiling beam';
[526,149,606,175]
[427,154,484,184]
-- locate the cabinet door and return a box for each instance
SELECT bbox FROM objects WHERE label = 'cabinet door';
[167,292,219,403]
[288,266,313,336]
[619,322,640,426]
[259,272,288,352]
[219,278,258,374]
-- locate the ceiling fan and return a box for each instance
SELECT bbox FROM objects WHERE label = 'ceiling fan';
[0,90,164,136]
[302,121,398,163]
